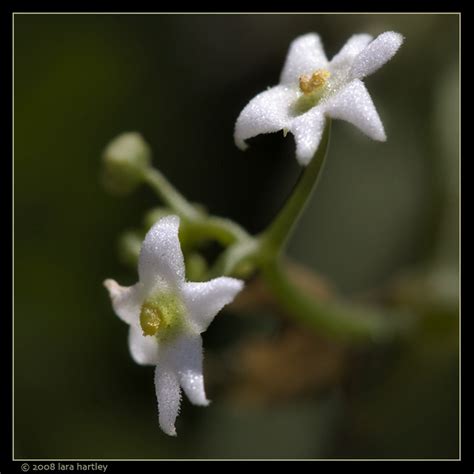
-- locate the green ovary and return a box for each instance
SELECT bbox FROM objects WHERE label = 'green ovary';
[139,291,186,341]
[292,88,328,115]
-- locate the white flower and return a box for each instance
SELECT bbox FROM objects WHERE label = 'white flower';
[234,31,404,165]
[104,215,244,436]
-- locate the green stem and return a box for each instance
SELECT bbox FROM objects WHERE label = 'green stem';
[209,239,259,278]
[262,260,395,342]
[260,119,331,254]
[142,167,251,246]
[142,167,201,221]
[194,216,251,246]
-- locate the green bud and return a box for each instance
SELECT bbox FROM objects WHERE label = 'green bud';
[117,230,144,268]
[102,132,151,195]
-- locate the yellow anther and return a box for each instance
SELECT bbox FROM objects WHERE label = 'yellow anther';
[299,70,331,95]
[139,292,186,339]
[140,302,163,336]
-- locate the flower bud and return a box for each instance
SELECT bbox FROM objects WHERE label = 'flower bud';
[102,132,151,194]
[117,230,143,267]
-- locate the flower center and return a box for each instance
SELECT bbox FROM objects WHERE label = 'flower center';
[292,69,331,116]
[299,69,331,95]
[139,292,185,340]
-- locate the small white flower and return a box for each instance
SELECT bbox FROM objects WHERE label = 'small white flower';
[104,216,244,436]
[234,31,404,165]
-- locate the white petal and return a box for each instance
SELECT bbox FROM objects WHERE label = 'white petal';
[324,79,386,141]
[234,85,296,150]
[289,106,326,166]
[154,361,181,436]
[350,31,404,80]
[164,334,209,406]
[138,215,185,291]
[182,277,244,333]
[279,33,328,85]
[103,279,143,327]
[329,34,373,75]
[128,325,159,365]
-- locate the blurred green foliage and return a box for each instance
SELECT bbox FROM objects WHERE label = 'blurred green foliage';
[14,14,459,459]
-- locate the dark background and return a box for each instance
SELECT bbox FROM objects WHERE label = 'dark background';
[14,14,459,459]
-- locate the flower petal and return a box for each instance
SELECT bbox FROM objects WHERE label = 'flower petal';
[234,85,296,150]
[329,34,373,76]
[182,277,244,333]
[165,334,209,406]
[154,361,181,436]
[138,215,185,291]
[103,279,143,326]
[280,33,328,85]
[128,325,159,365]
[350,31,404,80]
[324,79,386,141]
[289,106,326,166]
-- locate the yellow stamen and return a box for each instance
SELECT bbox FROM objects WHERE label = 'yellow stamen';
[140,301,163,336]
[299,69,331,95]
[139,292,186,339]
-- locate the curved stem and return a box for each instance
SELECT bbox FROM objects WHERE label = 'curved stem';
[193,216,251,247]
[260,119,331,255]
[142,167,201,221]
[142,167,251,245]
[262,259,396,342]
[209,239,259,278]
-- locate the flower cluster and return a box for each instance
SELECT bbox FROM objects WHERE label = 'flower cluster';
[104,30,403,436]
